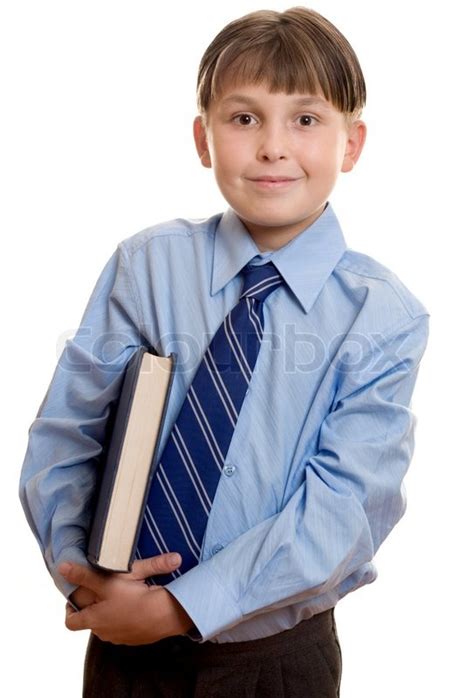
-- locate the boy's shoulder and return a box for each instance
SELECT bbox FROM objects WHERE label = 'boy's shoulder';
[336,247,429,322]
[119,213,221,257]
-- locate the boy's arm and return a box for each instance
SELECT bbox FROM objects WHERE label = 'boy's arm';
[19,242,147,600]
[163,312,430,643]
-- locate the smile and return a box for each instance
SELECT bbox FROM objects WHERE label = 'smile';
[247,178,302,190]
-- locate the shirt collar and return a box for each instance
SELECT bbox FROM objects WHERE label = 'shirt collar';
[211,201,347,314]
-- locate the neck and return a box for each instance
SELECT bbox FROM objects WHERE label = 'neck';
[240,204,328,251]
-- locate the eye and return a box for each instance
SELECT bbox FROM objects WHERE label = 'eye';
[297,114,319,127]
[231,113,257,127]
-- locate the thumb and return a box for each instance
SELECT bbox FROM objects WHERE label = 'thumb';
[130,552,182,580]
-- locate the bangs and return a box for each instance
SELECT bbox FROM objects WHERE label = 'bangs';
[211,41,324,101]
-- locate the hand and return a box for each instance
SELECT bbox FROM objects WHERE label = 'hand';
[67,552,181,611]
[68,586,95,611]
[60,553,195,645]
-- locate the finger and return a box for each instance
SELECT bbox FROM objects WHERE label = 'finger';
[130,552,182,580]
[66,602,77,617]
[59,562,108,595]
[70,586,97,610]
[65,605,94,632]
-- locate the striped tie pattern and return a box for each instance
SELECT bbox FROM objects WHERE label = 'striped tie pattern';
[136,261,284,585]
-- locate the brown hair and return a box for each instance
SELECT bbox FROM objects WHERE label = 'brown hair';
[196,7,366,129]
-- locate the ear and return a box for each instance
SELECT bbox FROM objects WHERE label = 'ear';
[193,115,212,168]
[341,119,367,173]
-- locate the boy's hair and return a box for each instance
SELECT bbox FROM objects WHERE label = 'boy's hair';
[196,6,366,129]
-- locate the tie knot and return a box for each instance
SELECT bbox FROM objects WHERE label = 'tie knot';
[239,261,284,303]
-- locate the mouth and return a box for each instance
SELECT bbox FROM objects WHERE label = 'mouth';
[249,176,300,182]
[247,176,302,190]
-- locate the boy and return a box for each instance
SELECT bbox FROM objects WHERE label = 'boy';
[19,6,430,697]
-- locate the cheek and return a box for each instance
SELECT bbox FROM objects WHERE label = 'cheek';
[213,137,247,173]
[221,134,247,158]
[302,141,340,173]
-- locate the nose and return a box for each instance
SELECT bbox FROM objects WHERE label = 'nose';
[256,122,288,162]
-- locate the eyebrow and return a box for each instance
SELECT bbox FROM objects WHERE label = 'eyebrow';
[219,94,330,109]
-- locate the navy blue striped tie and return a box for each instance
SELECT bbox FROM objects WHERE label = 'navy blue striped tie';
[136,260,284,585]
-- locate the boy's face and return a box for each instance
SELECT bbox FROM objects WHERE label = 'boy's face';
[194,81,366,251]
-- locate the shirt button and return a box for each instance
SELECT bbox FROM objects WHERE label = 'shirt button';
[212,543,224,555]
[223,464,236,477]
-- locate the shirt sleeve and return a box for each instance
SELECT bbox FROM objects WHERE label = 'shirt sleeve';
[19,242,145,599]
[163,313,430,642]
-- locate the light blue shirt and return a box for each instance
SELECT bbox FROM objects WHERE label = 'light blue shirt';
[19,201,430,643]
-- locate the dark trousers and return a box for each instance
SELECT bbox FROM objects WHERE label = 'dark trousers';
[83,607,342,697]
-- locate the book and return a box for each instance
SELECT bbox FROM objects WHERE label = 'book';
[87,346,177,573]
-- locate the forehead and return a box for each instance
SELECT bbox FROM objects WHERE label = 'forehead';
[211,81,334,112]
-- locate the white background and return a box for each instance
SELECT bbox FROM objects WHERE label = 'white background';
[2,1,472,695]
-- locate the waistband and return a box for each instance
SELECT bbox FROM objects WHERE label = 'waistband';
[186,607,336,667]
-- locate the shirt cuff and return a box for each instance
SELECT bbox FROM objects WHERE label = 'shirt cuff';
[164,562,242,643]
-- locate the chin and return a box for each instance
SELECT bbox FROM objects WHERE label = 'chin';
[238,210,306,229]
[237,214,282,229]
